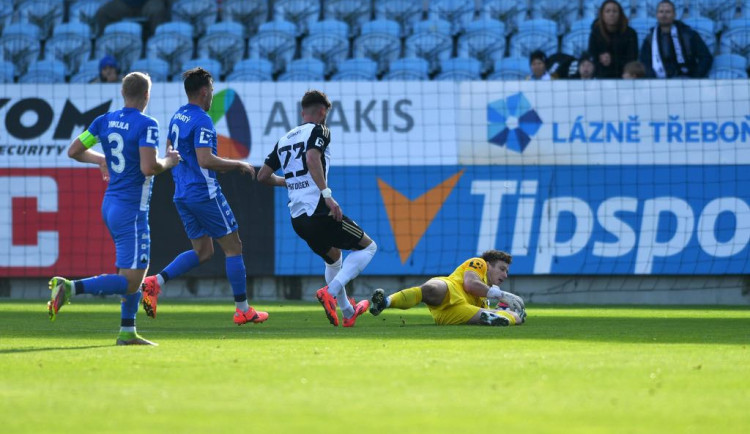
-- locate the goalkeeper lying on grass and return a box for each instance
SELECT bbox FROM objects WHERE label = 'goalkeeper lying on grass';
[369,250,526,326]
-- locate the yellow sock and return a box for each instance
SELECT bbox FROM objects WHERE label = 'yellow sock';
[388,286,422,309]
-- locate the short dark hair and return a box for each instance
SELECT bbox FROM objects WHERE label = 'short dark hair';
[301,90,331,110]
[657,0,675,12]
[529,50,547,65]
[182,67,212,97]
[481,250,512,266]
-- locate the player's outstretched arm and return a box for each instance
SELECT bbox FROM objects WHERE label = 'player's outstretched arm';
[257,164,286,187]
[68,137,108,181]
[195,147,256,178]
[140,143,180,176]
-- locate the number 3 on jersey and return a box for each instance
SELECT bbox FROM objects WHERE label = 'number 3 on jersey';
[107,132,125,173]
[279,142,308,179]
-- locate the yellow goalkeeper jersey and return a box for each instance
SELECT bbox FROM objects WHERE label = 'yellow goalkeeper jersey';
[442,257,488,308]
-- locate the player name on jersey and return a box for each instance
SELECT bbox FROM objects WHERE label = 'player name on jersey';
[108,121,129,130]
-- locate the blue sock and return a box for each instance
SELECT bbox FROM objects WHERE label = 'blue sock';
[75,274,128,295]
[120,290,142,328]
[161,250,200,283]
[226,255,247,303]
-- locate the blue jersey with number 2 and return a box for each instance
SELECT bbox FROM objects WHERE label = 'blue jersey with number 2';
[169,103,221,202]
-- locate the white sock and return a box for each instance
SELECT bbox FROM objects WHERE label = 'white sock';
[385,296,392,308]
[335,242,377,288]
[236,300,249,311]
[328,279,354,318]
[120,326,135,333]
[156,274,165,287]
[324,256,342,285]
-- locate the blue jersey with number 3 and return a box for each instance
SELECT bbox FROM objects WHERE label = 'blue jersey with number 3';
[168,103,220,202]
[87,107,159,210]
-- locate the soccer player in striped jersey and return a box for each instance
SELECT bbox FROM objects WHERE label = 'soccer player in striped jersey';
[140,67,268,326]
[257,90,377,327]
[48,72,181,345]
[369,250,526,326]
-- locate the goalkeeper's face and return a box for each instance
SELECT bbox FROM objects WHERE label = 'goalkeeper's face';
[487,260,510,286]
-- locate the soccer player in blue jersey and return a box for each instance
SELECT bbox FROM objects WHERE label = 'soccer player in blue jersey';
[47,72,181,346]
[140,67,269,326]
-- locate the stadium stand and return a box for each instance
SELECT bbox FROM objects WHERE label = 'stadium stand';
[17,0,64,40]
[482,0,526,35]
[178,56,222,81]
[19,58,65,83]
[274,0,320,36]
[94,21,142,72]
[70,58,100,82]
[709,52,748,78]
[146,22,194,77]
[488,55,529,79]
[44,21,92,76]
[352,18,401,75]
[457,16,506,75]
[404,17,453,74]
[435,56,482,80]
[0,22,41,78]
[530,0,580,35]
[171,0,217,38]
[0,58,14,82]
[277,57,325,81]
[197,21,245,78]
[428,0,477,36]
[221,0,268,37]
[68,0,104,35]
[324,0,371,37]
[510,18,558,58]
[248,18,297,75]
[301,19,350,75]
[383,56,430,80]
[130,57,169,82]
[720,18,750,62]
[562,18,593,59]
[374,0,424,36]
[330,56,378,80]
[225,57,273,81]
[0,0,12,36]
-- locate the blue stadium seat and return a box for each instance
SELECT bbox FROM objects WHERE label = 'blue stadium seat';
[0,0,12,36]
[682,15,717,54]
[428,0,477,36]
[147,22,194,77]
[248,18,296,75]
[0,59,14,83]
[301,19,350,75]
[457,17,506,74]
[197,21,245,77]
[374,0,424,36]
[226,58,273,81]
[629,16,656,48]
[278,57,326,81]
[274,0,321,36]
[70,58,99,82]
[530,0,579,34]
[331,57,378,80]
[720,19,750,61]
[404,18,453,74]
[177,57,222,81]
[17,0,64,39]
[383,56,429,80]
[94,21,142,71]
[481,0,527,35]
[637,0,686,20]
[353,19,402,75]
[171,0,218,37]
[435,56,482,80]
[692,0,735,31]
[19,58,65,83]
[509,18,558,58]
[581,0,604,22]
[0,22,42,77]
[324,0,372,37]
[488,56,529,80]
[561,19,593,57]
[222,0,268,37]
[708,53,748,78]
[44,22,92,75]
[68,0,105,35]
[130,57,169,82]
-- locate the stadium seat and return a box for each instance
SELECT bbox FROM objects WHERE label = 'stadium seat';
[221,0,268,37]
[331,57,378,81]
[0,0,12,36]
[481,0,527,35]
[720,19,750,61]
[629,16,656,48]
[44,22,92,75]
[197,21,245,77]
[374,0,424,36]
[404,17,453,74]
[177,57,222,81]
[94,21,142,72]
[300,19,350,75]
[0,22,42,77]
[581,0,604,21]
[435,56,482,80]
[324,0,372,37]
[130,57,169,82]
[509,18,558,58]
[634,0,686,20]
[273,0,321,36]
[383,56,429,80]
[457,17,506,74]
[146,22,194,77]
[17,0,64,39]
[427,0,477,36]
[353,19,402,75]
[277,57,326,81]
[530,0,579,34]
[226,58,273,81]
[561,19,593,58]
[692,0,735,31]
[248,18,296,75]
[171,0,218,37]
[68,0,105,35]
[0,59,14,83]
[682,15,717,54]
[488,56,529,80]
[70,58,99,82]
[708,53,748,78]
[19,58,65,83]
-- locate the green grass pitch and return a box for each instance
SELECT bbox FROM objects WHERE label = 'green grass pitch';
[1,300,749,433]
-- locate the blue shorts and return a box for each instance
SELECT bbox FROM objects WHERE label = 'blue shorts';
[174,192,238,240]
[101,196,150,270]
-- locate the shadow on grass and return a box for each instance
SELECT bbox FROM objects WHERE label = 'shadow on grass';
[0,345,112,354]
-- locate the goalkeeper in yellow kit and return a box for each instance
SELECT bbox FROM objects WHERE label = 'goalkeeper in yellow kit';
[369,250,526,326]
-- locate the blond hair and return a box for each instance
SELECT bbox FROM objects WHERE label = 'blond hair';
[121,71,151,100]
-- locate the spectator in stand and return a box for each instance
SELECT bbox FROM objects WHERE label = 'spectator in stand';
[527,50,551,80]
[95,0,172,38]
[93,54,121,83]
[571,52,596,79]
[588,0,638,78]
[640,0,712,78]
[622,60,646,78]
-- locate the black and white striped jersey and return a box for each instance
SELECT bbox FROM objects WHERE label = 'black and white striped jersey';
[264,122,331,218]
